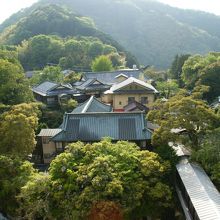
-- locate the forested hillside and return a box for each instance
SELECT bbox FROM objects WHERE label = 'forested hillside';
[0,5,138,70]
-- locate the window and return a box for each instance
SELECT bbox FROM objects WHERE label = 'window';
[128,97,135,103]
[141,97,148,104]
[56,142,63,153]
[47,97,56,105]
[42,137,49,144]
[119,101,122,105]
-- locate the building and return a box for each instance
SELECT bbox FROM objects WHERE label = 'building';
[176,158,220,220]
[101,77,158,111]
[32,81,86,106]
[72,96,112,113]
[83,69,148,85]
[38,111,152,163]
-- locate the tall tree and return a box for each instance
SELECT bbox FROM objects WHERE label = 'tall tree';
[91,55,113,72]
[148,92,220,149]
[0,59,33,105]
[169,54,190,86]
[0,103,39,157]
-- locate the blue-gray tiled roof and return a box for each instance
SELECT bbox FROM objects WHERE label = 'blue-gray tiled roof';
[83,69,148,84]
[52,112,151,142]
[72,96,112,113]
[32,81,79,96]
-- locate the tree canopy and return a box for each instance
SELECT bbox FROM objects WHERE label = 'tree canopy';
[0,58,33,105]
[18,140,172,219]
[0,103,40,157]
[148,90,220,149]
[91,55,113,72]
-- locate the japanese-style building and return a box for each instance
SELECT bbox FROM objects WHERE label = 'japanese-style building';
[32,81,87,106]
[38,97,152,163]
[101,77,158,111]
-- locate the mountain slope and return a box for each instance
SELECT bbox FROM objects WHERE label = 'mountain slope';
[1,0,220,69]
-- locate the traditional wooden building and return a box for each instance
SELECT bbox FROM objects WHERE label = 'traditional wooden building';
[32,81,87,106]
[101,77,158,111]
[38,110,152,163]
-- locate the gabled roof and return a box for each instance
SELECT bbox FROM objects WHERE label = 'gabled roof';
[104,77,158,94]
[84,69,148,84]
[32,81,58,96]
[32,81,79,96]
[76,78,111,92]
[115,73,129,79]
[38,129,62,137]
[52,112,151,142]
[177,160,220,220]
[72,96,112,113]
[124,100,149,112]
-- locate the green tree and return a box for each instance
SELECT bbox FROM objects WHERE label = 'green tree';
[148,92,220,149]
[0,155,36,217]
[91,55,113,72]
[19,140,172,219]
[192,128,220,189]
[169,54,190,86]
[0,59,33,105]
[0,103,39,157]
[156,80,179,99]
[30,66,63,85]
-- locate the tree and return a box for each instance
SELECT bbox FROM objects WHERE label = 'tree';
[19,140,172,219]
[0,59,33,105]
[0,103,39,157]
[192,128,220,190]
[148,92,220,149]
[156,80,179,99]
[30,66,63,85]
[0,155,36,217]
[91,55,113,72]
[169,54,190,86]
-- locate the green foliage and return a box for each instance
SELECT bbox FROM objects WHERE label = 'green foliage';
[0,103,39,157]
[0,155,36,216]
[0,58,33,105]
[91,55,113,72]
[169,54,190,86]
[60,98,78,113]
[182,52,220,101]
[63,71,82,84]
[192,128,220,190]
[19,140,172,219]
[156,80,179,99]
[0,4,138,69]
[30,65,63,85]
[148,92,220,149]
[18,34,124,71]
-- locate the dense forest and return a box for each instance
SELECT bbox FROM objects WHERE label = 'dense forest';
[0,5,138,70]
[1,0,220,68]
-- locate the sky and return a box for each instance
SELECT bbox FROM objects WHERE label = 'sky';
[158,0,220,15]
[0,0,220,24]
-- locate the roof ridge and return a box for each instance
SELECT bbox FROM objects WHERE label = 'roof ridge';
[82,96,94,113]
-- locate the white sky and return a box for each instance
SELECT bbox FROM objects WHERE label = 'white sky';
[158,0,220,16]
[0,0,38,24]
[0,0,220,24]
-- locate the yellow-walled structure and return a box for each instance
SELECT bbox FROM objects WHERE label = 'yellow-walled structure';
[101,77,158,111]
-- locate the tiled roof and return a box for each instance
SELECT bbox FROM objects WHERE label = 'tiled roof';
[52,112,151,142]
[84,69,148,84]
[72,96,112,113]
[124,100,149,112]
[32,81,79,96]
[76,78,110,92]
[104,77,158,94]
[32,81,58,96]
[177,160,220,220]
[38,129,62,137]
